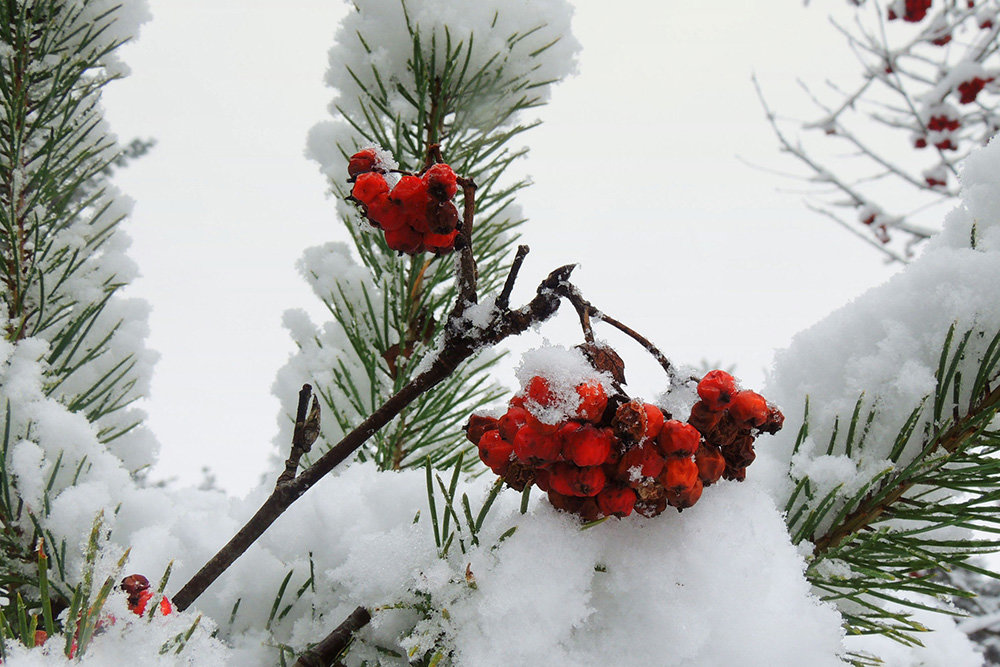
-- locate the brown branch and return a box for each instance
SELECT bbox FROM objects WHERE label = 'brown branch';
[454,176,478,307]
[277,385,321,486]
[171,262,574,612]
[496,245,528,311]
[293,606,371,667]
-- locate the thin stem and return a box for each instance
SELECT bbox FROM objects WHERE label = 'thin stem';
[496,245,528,311]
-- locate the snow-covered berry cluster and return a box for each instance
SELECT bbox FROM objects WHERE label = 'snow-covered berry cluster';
[348,148,460,254]
[465,365,783,521]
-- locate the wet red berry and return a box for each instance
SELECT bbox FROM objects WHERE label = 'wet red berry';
[643,403,664,440]
[465,414,498,445]
[549,463,607,497]
[697,370,737,411]
[423,163,458,200]
[513,424,561,464]
[574,382,607,422]
[596,485,637,517]
[688,400,722,434]
[525,375,556,407]
[657,420,700,458]
[498,406,530,442]
[659,457,699,492]
[348,148,378,178]
[561,423,613,467]
[729,391,769,427]
[478,430,514,474]
[384,225,424,254]
[351,172,388,206]
[666,477,703,510]
[616,443,665,482]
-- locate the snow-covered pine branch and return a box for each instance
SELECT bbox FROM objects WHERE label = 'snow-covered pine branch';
[275,0,580,471]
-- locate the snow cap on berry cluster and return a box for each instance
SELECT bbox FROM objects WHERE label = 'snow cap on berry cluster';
[515,345,614,425]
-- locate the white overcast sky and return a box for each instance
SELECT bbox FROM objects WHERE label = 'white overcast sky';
[101,1,904,493]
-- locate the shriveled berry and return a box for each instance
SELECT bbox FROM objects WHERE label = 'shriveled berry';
[596,485,637,517]
[697,370,737,411]
[534,466,551,492]
[427,200,460,234]
[666,477,703,510]
[612,400,647,442]
[695,442,726,485]
[634,496,668,518]
[688,400,722,434]
[423,163,458,200]
[465,414,498,445]
[348,148,378,178]
[616,443,665,482]
[501,459,535,491]
[513,424,561,464]
[351,172,388,206]
[723,434,756,469]
[659,457,699,491]
[575,381,608,422]
[561,423,613,467]
[729,390,769,427]
[760,407,785,435]
[656,420,700,458]
[498,406,529,442]
[478,430,514,474]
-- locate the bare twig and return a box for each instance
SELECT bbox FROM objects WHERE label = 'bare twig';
[293,606,371,667]
[496,244,529,311]
[277,385,321,486]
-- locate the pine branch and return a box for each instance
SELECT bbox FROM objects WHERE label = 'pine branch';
[787,322,1000,643]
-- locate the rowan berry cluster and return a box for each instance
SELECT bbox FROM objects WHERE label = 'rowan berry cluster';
[347,148,460,254]
[465,366,783,521]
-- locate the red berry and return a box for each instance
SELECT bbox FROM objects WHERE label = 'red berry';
[465,414,498,445]
[729,391,769,427]
[914,136,927,149]
[422,163,458,201]
[616,443,665,482]
[697,370,737,411]
[348,148,378,178]
[478,430,514,474]
[498,406,529,442]
[525,376,556,407]
[547,489,601,520]
[549,463,607,497]
[389,175,431,231]
[574,382,608,422]
[350,172,388,206]
[561,423,614,467]
[656,420,700,458]
[365,193,405,231]
[694,443,726,485]
[513,424,561,464]
[666,477,703,510]
[643,404,664,440]
[596,485,637,517]
[534,467,551,492]
[424,229,459,252]
[659,457,699,491]
[384,226,424,254]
